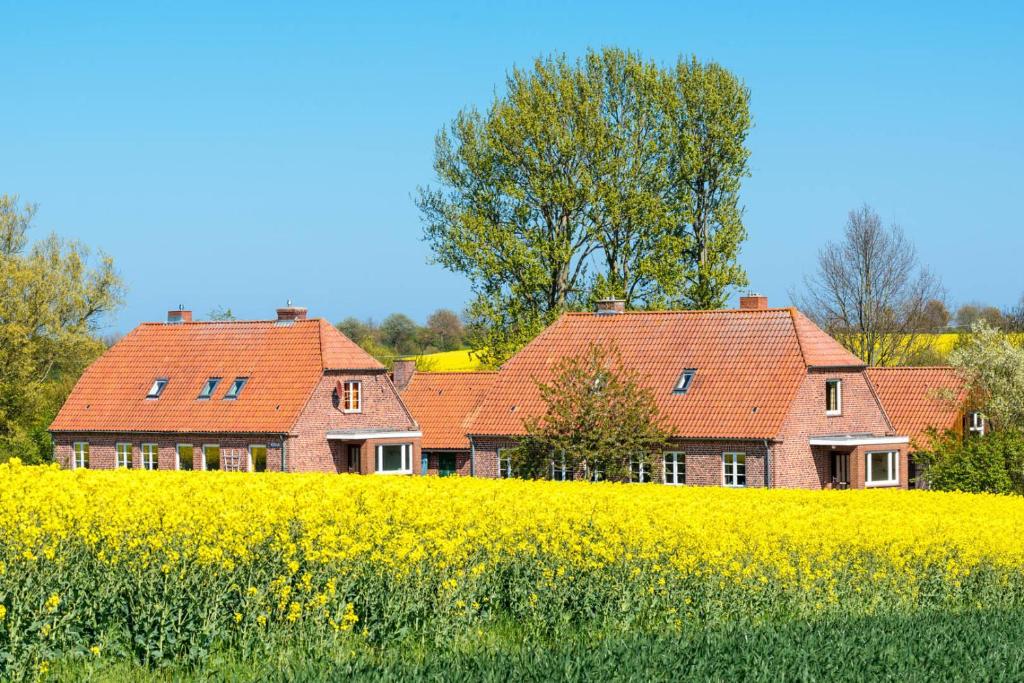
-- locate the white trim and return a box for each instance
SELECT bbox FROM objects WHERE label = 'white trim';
[663,451,685,485]
[809,435,909,447]
[249,444,267,472]
[72,441,89,469]
[723,452,746,487]
[865,450,899,487]
[176,443,194,471]
[327,430,422,440]
[141,443,159,470]
[825,379,842,416]
[375,443,413,475]
[202,444,220,471]
[115,442,132,469]
[497,448,513,479]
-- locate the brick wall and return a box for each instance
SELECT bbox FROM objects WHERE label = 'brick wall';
[52,432,284,471]
[774,369,898,489]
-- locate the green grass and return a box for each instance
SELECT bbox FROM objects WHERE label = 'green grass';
[48,608,1024,682]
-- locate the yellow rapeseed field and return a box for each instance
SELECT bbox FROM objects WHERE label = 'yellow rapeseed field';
[3,460,1024,675]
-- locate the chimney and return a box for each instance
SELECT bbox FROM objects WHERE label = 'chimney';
[392,359,416,391]
[276,304,308,322]
[167,306,192,324]
[739,294,769,310]
[595,299,626,315]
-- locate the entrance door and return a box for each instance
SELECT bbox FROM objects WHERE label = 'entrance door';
[438,453,457,477]
[832,452,850,489]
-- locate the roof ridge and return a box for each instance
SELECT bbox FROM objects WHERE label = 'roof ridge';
[414,370,499,376]
[139,318,323,326]
[562,307,793,317]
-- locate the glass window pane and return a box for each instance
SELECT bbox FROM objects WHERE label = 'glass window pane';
[178,445,193,471]
[251,446,267,472]
[205,446,220,471]
[869,453,889,482]
[381,445,403,471]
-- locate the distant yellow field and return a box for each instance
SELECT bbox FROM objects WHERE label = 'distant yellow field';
[402,349,485,371]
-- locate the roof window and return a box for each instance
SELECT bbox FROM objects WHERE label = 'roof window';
[147,378,168,399]
[198,377,222,400]
[673,369,696,395]
[224,377,248,400]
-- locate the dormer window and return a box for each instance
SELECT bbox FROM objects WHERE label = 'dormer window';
[198,377,221,400]
[146,378,168,399]
[673,369,696,395]
[224,377,248,400]
[826,379,842,416]
[968,412,985,436]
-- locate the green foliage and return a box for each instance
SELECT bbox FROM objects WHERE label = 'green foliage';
[207,305,236,321]
[335,308,467,367]
[949,321,1024,431]
[510,343,669,480]
[920,429,1024,494]
[0,194,123,462]
[418,47,751,365]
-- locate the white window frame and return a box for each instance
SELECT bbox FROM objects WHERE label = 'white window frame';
[825,379,842,416]
[375,443,412,475]
[176,444,194,471]
[663,451,686,485]
[723,452,746,487]
[630,460,651,483]
[202,444,220,471]
[865,450,899,487]
[141,443,159,470]
[497,448,513,479]
[968,412,985,436]
[72,442,89,469]
[146,378,168,399]
[249,444,267,472]
[115,442,132,469]
[342,381,362,413]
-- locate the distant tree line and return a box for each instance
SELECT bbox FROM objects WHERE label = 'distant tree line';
[336,309,465,366]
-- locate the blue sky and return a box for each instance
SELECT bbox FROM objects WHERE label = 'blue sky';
[3,1,1022,333]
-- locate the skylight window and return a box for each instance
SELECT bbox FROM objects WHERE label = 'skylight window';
[198,377,222,400]
[224,377,248,400]
[147,378,168,399]
[673,369,696,395]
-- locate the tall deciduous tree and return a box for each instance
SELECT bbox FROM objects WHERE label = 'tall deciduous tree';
[0,194,124,461]
[949,321,1024,432]
[418,48,751,365]
[425,308,464,351]
[793,204,943,366]
[509,343,669,481]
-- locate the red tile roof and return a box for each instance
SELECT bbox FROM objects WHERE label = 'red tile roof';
[866,367,967,448]
[468,307,863,439]
[50,318,382,434]
[400,372,497,450]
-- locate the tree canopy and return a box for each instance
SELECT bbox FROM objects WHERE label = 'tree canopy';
[949,321,1024,432]
[418,48,751,365]
[0,194,123,461]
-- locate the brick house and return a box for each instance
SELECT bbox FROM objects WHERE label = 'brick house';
[394,365,496,476]
[49,306,422,474]
[459,296,910,489]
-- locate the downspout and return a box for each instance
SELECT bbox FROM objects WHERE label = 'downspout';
[280,434,288,473]
[763,439,772,489]
[469,436,476,477]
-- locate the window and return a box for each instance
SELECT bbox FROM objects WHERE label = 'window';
[673,369,697,395]
[664,452,686,485]
[73,442,89,469]
[723,452,746,487]
[177,444,194,471]
[630,460,651,483]
[141,443,158,470]
[224,377,248,400]
[498,449,513,479]
[203,444,221,471]
[250,445,268,473]
[550,457,571,481]
[198,378,222,400]
[825,379,842,415]
[116,443,132,469]
[588,463,604,482]
[348,444,362,473]
[342,381,362,413]
[146,378,168,399]
[866,450,898,487]
[968,412,985,436]
[376,443,412,474]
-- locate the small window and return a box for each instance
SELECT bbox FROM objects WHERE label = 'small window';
[550,457,571,481]
[724,452,746,487]
[673,369,697,395]
[147,378,168,399]
[224,377,248,400]
[866,450,898,487]
[376,443,412,474]
[968,412,985,436]
[825,379,842,415]
[342,381,362,413]
[203,444,221,471]
[141,443,159,470]
[73,442,90,469]
[250,445,268,472]
[198,378,222,400]
[177,444,194,471]
[664,452,686,485]
[630,460,651,483]
[348,444,362,473]
[498,449,513,479]
[116,443,132,469]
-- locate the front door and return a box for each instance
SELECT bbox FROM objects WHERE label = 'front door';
[832,452,849,489]
[438,453,457,477]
